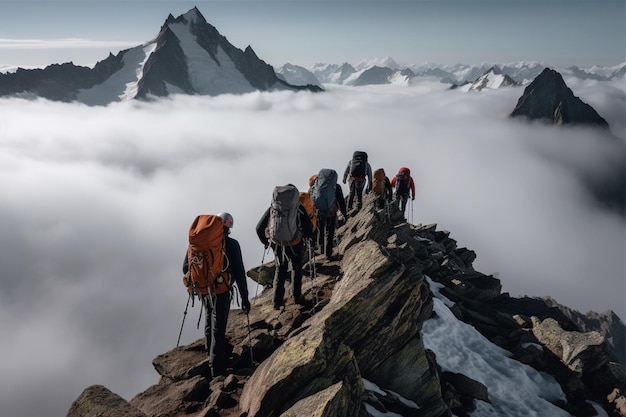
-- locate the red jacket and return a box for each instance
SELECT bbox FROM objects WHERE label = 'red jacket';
[390,167,415,198]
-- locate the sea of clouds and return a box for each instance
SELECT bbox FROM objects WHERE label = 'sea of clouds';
[0,78,624,417]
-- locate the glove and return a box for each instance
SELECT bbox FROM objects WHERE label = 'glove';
[242,299,251,314]
[412,196,415,200]
[343,180,346,184]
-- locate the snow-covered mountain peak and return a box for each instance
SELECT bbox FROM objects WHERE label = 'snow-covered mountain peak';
[0,7,320,104]
[165,6,204,26]
[459,66,519,92]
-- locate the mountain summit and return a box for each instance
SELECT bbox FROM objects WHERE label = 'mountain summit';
[0,7,320,105]
[509,68,609,127]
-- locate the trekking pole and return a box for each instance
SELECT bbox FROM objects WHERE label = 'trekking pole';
[176,293,192,347]
[246,312,254,366]
[197,295,205,329]
[410,197,414,224]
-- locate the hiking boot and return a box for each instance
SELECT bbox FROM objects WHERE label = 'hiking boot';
[294,296,307,306]
[273,302,285,310]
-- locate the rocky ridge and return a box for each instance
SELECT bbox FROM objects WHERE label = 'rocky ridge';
[68,194,625,417]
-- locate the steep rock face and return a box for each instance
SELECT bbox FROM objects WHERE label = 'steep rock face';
[67,194,625,417]
[240,238,441,417]
[0,7,320,104]
[0,61,113,102]
[510,68,609,127]
[136,23,194,98]
[67,385,146,417]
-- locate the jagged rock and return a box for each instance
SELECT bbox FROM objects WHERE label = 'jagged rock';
[531,317,611,374]
[608,388,626,416]
[542,297,626,366]
[279,380,360,417]
[131,375,210,416]
[247,261,276,287]
[510,68,609,127]
[240,232,440,416]
[239,327,362,416]
[152,339,210,381]
[440,371,490,415]
[67,385,147,417]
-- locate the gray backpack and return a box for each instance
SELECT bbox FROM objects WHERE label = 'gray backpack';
[267,184,302,244]
[312,168,338,216]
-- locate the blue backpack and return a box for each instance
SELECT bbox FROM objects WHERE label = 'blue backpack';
[312,168,338,216]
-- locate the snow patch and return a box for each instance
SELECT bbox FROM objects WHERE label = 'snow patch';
[422,289,572,417]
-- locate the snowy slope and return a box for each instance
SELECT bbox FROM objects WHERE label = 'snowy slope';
[167,17,254,95]
[77,43,156,105]
[422,278,575,417]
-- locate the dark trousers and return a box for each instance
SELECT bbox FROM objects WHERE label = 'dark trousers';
[273,242,304,306]
[317,213,337,257]
[375,195,389,210]
[348,179,366,209]
[203,291,231,374]
[396,194,409,216]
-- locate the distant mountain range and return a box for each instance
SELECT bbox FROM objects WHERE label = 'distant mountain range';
[277,58,626,89]
[0,7,624,105]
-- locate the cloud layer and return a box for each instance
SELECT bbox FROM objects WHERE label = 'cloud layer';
[0,79,624,417]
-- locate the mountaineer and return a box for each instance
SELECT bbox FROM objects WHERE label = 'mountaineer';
[182,212,250,377]
[256,184,314,310]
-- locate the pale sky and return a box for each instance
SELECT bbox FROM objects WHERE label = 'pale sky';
[1,0,625,70]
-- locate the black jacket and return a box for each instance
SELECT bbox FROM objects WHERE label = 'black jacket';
[255,204,314,247]
[334,184,348,217]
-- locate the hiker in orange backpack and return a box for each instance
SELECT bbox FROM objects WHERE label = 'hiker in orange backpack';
[343,151,372,211]
[371,168,393,210]
[391,167,416,218]
[182,212,250,377]
[256,184,314,310]
[299,190,318,237]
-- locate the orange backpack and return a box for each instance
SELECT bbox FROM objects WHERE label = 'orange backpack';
[372,168,386,196]
[186,214,231,295]
[299,191,318,232]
